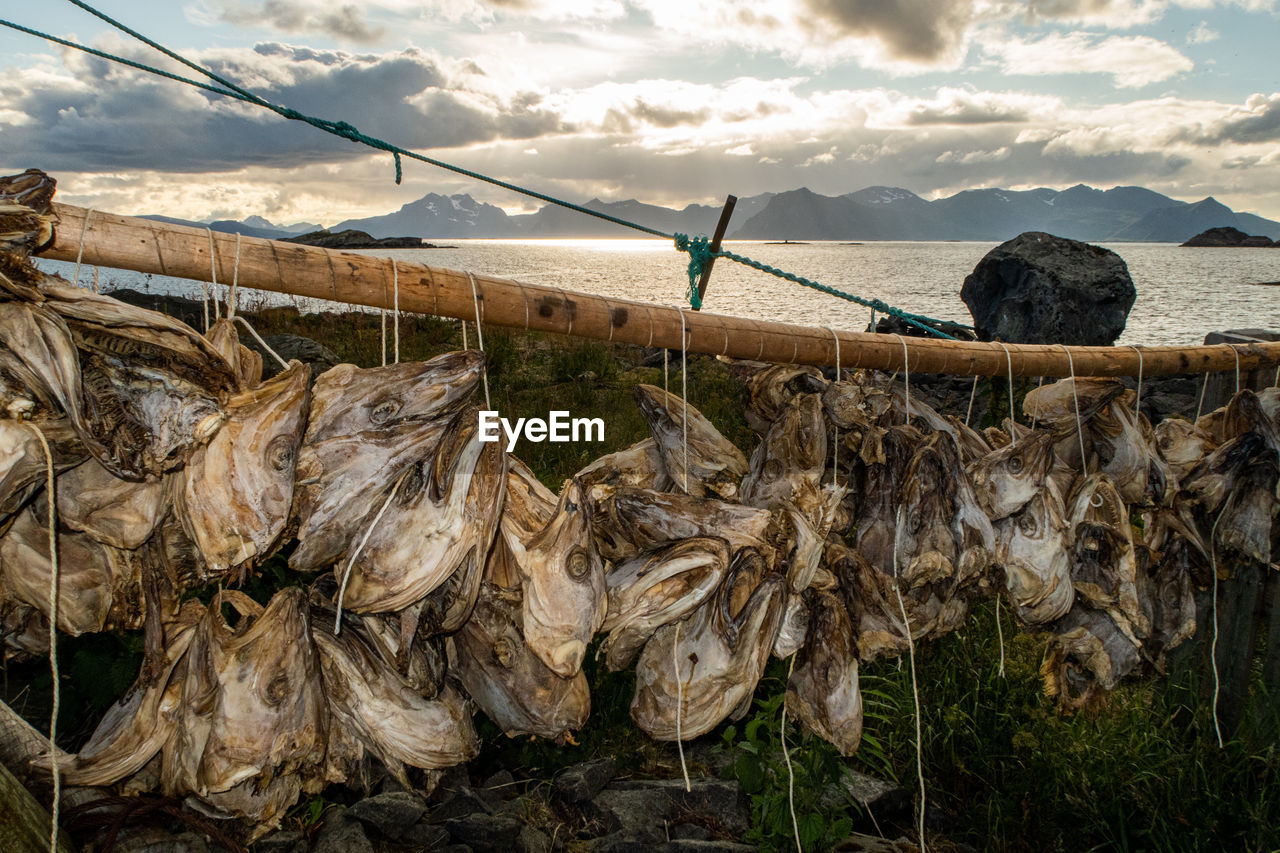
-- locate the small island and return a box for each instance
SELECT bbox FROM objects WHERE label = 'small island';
[1181,226,1276,247]
[282,228,455,249]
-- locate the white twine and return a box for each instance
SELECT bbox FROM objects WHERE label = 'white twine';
[233,316,288,370]
[663,348,669,397]
[1231,345,1241,394]
[995,597,1006,678]
[673,621,690,792]
[467,273,491,410]
[22,422,60,853]
[894,334,911,423]
[461,319,468,351]
[204,228,217,329]
[964,375,979,427]
[997,343,1015,446]
[678,306,690,495]
[71,208,93,289]
[226,233,242,320]
[92,266,99,295]
[781,653,803,853]
[1059,346,1087,473]
[392,260,400,364]
[1208,505,1228,749]
[828,327,841,484]
[334,471,407,634]
[1195,372,1210,421]
[1128,345,1144,414]
[893,583,928,853]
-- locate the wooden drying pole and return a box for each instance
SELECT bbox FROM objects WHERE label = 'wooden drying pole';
[42,203,1280,379]
[694,194,737,308]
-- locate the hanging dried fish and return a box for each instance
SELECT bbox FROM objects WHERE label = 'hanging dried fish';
[588,485,775,564]
[1066,473,1146,641]
[996,483,1074,625]
[574,437,672,492]
[741,392,826,522]
[968,429,1055,521]
[633,383,747,499]
[785,590,863,756]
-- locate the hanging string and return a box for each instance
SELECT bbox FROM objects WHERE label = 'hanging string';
[663,348,669,397]
[392,260,400,364]
[869,307,876,332]
[467,273,491,410]
[894,334,911,422]
[1128,346,1144,414]
[1231,345,1240,394]
[828,327,841,485]
[1059,346,1088,473]
[996,343,1016,446]
[780,653,803,853]
[1208,503,1228,749]
[461,319,468,351]
[995,597,1006,678]
[92,266,99,294]
[678,307,690,495]
[71,207,94,288]
[893,583,928,853]
[673,621,691,792]
[964,375,979,427]
[21,421,61,852]
[1195,372,1210,421]
[204,228,217,328]
[334,469,407,634]
[232,316,288,370]
[226,232,242,319]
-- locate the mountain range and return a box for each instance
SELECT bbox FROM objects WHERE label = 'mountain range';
[151,184,1280,243]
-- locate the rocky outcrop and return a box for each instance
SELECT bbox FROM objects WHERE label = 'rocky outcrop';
[960,232,1136,346]
[283,229,440,249]
[1181,226,1276,247]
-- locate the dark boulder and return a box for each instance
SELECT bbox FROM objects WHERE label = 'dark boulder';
[1182,226,1275,247]
[960,232,1135,346]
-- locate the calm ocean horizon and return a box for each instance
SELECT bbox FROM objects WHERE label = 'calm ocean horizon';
[35,239,1280,348]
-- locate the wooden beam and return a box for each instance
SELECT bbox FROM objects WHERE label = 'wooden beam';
[40,203,1280,379]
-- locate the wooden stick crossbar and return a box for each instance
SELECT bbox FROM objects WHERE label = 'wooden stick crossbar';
[41,203,1280,379]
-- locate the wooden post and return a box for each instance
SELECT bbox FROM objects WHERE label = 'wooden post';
[694,194,737,309]
[0,760,73,853]
[39,203,1280,379]
[1213,559,1265,737]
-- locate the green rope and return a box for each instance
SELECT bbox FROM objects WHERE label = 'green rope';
[4,2,967,339]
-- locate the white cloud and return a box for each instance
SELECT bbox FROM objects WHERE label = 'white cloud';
[1187,21,1221,42]
[985,32,1193,87]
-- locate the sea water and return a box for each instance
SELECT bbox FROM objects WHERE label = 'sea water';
[34,240,1280,347]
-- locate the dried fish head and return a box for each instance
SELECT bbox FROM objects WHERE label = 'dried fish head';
[822,375,894,430]
[771,592,810,659]
[1142,538,1198,671]
[1022,377,1125,430]
[1214,454,1278,565]
[1042,606,1140,710]
[852,424,922,573]
[312,604,478,785]
[505,478,604,677]
[1180,431,1267,514]
[1066,473,1145,641]
[340,411,506,615]
[192,588,326,796]
[742,392,826,520]
[290,354,484,573]
[1154,417,1216,484]
[56,456,165,549]
[830,541,909,662]
[589,485,775,564]
[967,429,1055,521]
[785,590,862,756]
[304,351,484,441]
[204,318,263,390]
[0,169,57,255]
[449,582,591,739]
[631,567,786,740]
[600,536,730,671]
[1,418,85,533]
[745,364,827,434]
[574,437,672,492]
[894,433,959,589]
[171,361,309,580]
[633,383,747,500]
[996,483,1074,625]
[1090,394,1170,506]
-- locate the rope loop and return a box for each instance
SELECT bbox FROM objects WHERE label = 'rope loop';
[673,233,712,309]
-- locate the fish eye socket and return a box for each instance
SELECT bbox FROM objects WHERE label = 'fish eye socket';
[567,549,590,580]
[1007,456,1024,474]
[369,399,401,425]
[266,435,294,471]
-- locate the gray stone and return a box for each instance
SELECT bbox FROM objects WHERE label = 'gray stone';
[819,767,911,826]
[592,840,755,853]
[113,828,210,853]
[430,789,492,822]
[960,231,1136,346]
[252,333,341,379]
[444,813,524,853]
[604,779,750,838]
[314,811,376,853]
[517,824,553,853]
[345,791,428,839]
[594,788,673,842]
[553,758,617,804]
[830,834,922,852]
[670,823,713,840]
[252,829,305,853]
[400,823,452,848]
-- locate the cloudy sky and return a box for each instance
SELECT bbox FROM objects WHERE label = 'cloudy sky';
[2,0,1279,226]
